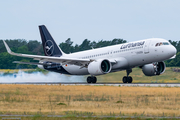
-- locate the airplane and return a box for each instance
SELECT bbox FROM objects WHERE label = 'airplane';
[3,25,177,83]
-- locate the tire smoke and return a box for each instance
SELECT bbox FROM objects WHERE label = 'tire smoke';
[0,71,86,83]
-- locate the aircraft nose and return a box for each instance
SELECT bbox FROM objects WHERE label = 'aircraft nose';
[170,45,177,57]
[172,46,177,55]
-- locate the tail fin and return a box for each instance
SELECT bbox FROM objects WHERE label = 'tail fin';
[39,25,64,57]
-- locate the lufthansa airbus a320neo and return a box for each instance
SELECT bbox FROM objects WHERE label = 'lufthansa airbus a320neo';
[3,25,177,83]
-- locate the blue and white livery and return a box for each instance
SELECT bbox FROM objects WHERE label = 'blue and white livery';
[3,25,177,83]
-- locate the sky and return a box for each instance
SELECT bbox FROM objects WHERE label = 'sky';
[0,0,180,45]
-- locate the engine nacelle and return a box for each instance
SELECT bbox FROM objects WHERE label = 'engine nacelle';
[142,62,166,76]
[37,61,45,70]
[88,59,112,75]
[38,65,44,69]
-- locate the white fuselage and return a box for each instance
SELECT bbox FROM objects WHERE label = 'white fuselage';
[60,38,176,75]
[4,25,176,81]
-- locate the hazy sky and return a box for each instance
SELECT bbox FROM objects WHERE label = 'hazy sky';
[0,0,180,45]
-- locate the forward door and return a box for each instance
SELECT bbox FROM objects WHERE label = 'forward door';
[144,40,151,54]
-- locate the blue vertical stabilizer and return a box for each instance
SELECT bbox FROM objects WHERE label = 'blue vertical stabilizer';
[39,25,64,57]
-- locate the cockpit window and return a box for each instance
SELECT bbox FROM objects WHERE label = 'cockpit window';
[163,42,169,45]
[155,43,159,46]
[155,42,169,47]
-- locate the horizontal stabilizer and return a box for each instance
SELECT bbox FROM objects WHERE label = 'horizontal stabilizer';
[13,61,52,66]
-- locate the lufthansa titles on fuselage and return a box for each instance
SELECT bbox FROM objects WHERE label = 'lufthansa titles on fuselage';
[120,41,145,49]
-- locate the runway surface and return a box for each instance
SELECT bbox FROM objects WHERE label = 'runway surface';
[0,82,180,87]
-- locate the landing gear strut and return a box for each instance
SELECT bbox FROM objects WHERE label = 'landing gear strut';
[87,76,97,83]
[122,69,133,83]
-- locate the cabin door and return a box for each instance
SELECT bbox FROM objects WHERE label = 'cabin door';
[144,40,151,54]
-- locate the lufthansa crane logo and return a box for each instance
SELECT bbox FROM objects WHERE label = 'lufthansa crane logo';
[44,40,54,56]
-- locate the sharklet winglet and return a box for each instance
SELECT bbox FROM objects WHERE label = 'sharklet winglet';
[3,40,13,54]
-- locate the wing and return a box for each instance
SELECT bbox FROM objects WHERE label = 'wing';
[3,40,91,66]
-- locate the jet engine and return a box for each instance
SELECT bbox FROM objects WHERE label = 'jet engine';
[142,62,166,76]
[88,59,112,75]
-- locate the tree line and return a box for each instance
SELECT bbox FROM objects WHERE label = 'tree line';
[0,38,179,69]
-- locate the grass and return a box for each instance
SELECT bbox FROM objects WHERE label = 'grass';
[57,102,66,105]
[0,85,180,117]
[1,116,177,120]
[0,68,48,75]
[0,69,33,73]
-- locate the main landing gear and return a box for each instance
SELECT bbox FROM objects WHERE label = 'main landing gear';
[122,69,133,83]
[86,69,133,84]
[87,76,97,83]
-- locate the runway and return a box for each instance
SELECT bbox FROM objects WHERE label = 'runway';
[0,82,180,87]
